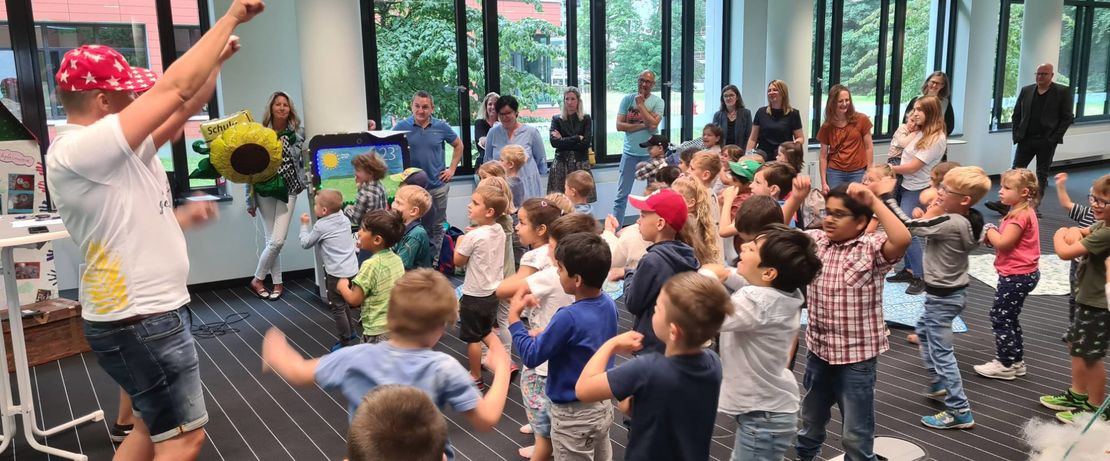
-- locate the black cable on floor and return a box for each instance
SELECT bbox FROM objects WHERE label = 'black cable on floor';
[185,306,250,339]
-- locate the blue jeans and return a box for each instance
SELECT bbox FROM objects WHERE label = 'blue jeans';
[421,184,449,265]
[825,168,866,190]
[732,411,796,461]
[612,153,647,223]
[916,288,971,411]
[84,309,208,443]
[898,185,925,277]
[796,353,877,461]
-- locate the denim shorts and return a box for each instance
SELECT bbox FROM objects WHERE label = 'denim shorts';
[84,308,208,442]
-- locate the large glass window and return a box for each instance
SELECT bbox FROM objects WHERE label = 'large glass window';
[605,0,661,157]
[992,1,1024,128]
[0,8,21,122]
[170,0,211,189]
[497,0,565,161]
[374,0,464,168]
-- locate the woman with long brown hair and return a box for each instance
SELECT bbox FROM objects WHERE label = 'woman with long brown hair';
[747,80,805,161]
[887,95,948,294]
[818,84,874,192]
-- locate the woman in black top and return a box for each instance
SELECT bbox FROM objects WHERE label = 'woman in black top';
[903,71,954,136]
[711,84,752,147]
[548,87,594,200]
[474,92,499,168]
[747,79,805,160]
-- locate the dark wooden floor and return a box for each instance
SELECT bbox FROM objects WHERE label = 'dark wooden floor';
[3,165,1108,460]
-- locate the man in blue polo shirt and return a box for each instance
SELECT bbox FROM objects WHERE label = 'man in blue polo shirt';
[393,91,464,265]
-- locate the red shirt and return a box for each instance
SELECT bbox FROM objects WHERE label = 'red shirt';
[995,209,1040,276]
[803,229,899,365]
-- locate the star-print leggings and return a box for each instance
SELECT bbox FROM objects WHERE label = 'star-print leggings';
[990,270,1040,367]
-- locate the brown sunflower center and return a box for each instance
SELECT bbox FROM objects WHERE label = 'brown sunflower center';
[229,143,271,175]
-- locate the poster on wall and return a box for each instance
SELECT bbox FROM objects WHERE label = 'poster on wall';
[309,131,410,203]
[0,103,58,305]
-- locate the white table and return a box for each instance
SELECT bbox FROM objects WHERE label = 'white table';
[0,216,102,460]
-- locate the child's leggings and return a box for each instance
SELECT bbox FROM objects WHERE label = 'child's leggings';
[989,270,1039,367]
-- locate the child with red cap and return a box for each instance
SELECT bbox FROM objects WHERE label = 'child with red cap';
[622,188,700,355]
[44,1,264,459]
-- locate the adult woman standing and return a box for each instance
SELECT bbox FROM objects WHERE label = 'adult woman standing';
[888,96,948,295]
[747,80,805,160]
[904,71,955,136]
[474,92,499,168]
[548,87,594,200]
[817,84,873,192]
[248,91,307,300]
[712,84,752,147]
[485,95,548,199]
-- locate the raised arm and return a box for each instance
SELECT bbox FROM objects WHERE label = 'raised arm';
[261,327,319,386]
[119,0,263,151]
[851,182,911,262]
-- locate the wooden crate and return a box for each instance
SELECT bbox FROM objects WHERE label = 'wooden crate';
[0,298,88,370]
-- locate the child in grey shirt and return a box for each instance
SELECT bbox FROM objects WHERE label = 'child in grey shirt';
[300,189,360,347]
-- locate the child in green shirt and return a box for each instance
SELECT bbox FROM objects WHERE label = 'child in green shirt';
[338,209,406,343]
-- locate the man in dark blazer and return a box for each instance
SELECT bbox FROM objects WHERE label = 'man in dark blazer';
[986,63,1074,214]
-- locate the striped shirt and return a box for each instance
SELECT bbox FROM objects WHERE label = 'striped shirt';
[803,229,899,365]
[1071,203,1096,227]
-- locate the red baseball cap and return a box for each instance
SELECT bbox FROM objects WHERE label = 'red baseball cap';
[629,188,688,232]
[55,45,158,93]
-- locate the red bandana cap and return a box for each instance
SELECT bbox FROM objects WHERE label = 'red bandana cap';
[55,45,158,93]
[629,188,688,232]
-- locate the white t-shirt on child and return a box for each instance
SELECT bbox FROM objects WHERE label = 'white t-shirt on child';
[524,265,575,376]
[457,224,506,297]
[47,114,190,322]
[520,244,550,272]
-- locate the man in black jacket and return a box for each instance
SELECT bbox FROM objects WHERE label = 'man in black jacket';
[986,63,1074,214]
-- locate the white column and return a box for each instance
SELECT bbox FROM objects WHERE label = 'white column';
[1016,0,1064,90]
[736,0,768,107]
[294,0,368,139]
[765,0,813,160]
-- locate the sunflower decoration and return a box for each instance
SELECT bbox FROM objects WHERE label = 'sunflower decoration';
[191,121,282,183]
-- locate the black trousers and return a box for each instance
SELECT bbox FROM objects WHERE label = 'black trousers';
[1012,138,1057,197]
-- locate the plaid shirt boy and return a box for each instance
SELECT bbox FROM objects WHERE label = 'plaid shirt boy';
[803,229,899,365]
[344,181,387,227]
[635,157,668,182]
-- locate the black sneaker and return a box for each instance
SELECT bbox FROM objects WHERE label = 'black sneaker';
[109,423,133,443]
[906,278,926,295]
[886,268,914,283]
[985,201,1010,215]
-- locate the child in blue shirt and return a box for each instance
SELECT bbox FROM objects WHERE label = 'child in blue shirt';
[262,269,512,461]
[509,232,617,460]
[576,272,732,461]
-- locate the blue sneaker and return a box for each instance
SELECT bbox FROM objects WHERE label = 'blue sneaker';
[922,410,975,429]
[330,340,344,352]
[925,382,947,398]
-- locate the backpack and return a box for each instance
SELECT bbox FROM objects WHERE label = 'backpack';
[801,188,826,230]
[436,226,465,275]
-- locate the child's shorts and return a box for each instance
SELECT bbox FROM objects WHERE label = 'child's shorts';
[520,367,551,437]
[363,333,389,344]
[1067,304,1109,360]
[458,294,499,343]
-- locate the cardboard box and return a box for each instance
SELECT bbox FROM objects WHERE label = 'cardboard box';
[0,298,88,370]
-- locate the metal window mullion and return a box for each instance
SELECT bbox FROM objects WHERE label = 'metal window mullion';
[681,0,694,141]
[456,0,473,170]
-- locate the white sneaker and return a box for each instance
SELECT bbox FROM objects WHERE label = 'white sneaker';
[974,359,1016,380]
[1011,361,1027,377]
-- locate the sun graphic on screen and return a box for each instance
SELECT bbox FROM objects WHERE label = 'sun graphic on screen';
[321,153,340,170]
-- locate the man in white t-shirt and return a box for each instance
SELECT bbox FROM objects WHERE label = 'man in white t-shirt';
[45,1,263,459]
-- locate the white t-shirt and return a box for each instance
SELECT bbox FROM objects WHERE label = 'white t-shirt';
[899,131,947,190]
[605,224,651,270]
[520,244,551,272]
[700,268,803,415]
[525,266,575,376]
[46,114,190,322]
[457,223,506,297]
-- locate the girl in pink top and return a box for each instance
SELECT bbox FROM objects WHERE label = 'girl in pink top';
[974,169,1041,381]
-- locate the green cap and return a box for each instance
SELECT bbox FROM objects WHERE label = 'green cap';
[728,159,761,182]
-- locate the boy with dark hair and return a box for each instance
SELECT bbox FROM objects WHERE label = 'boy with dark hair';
[699,225,822,460]
[655,165,682,186]
[509,232,617,460]
[751,161,798,200]
[781,176,912,460]
[456,185,508,389]
[300,189,360,348]
[337,209,406,344]
[624,189,700,354]
[347,385,447,461]
[733,195,785,243]
[263,269,512,461]
[576,272,731,461]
